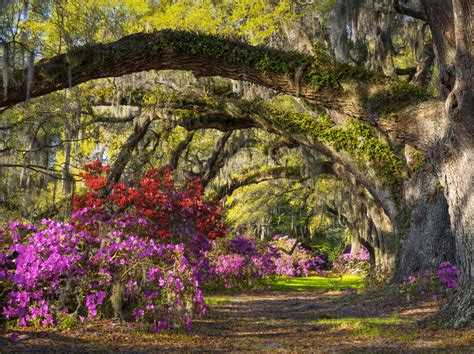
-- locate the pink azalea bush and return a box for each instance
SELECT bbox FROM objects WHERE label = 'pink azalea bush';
[204,233,326,290]
[0,165,232,333]
[332,247,370,275]
[399,262,458,308]
[270,235,326,277]
[0,219,206,332]
[205,233,278,290]
[0,164,330,334]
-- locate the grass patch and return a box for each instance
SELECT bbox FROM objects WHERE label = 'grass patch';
[265,275,365,291]
[314,315,419,342]
[204,295,231,306]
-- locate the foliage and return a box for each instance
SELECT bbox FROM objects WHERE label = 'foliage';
[332,248,371,276]
[270,235,325,277]
[264,105,404,192]
[399,262,459,308]
[309,227,348,264]
[365,81,430,116]
[0,219,205,332]
[225,179,311,239]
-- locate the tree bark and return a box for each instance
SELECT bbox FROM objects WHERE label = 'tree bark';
[397,170,455,279]
[0,30,393,120]
[169,131,195,170]
[424,0,473,327]
[421,0,456,98]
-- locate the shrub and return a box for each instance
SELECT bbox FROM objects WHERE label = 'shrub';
[204,233,277,290]
[0,162,229,332]
[270,234,325,277]
[0,219,206,332]
[203,232,327,291]
[74,161,226,248]
[332,248,370,276]
[399,262,458,308]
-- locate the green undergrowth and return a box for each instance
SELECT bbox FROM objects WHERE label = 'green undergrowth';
[204,295,232,306]
[265,274,365,292]
[313,314,419,342]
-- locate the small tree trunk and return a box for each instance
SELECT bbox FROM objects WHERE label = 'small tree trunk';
[351,235,362,255]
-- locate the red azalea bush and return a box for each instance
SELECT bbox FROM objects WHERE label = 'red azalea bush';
[74,161,227,244]
[73,162,228,282]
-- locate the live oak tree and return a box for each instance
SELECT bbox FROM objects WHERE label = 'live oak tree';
[0,1,472,327]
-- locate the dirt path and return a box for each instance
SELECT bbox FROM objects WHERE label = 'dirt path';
[1,289,473,352]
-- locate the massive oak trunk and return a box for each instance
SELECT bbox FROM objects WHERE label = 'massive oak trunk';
[438,134,474,327]
[422,0,473,327]
[397,170,455,278]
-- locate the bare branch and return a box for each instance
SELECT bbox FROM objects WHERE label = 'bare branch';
[393,0,427,21]
[0,163,75,180]
[169,131,195,170]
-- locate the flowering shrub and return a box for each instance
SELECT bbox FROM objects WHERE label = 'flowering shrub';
[399,262,458,308]
[332,248,370,276]
[74,161,227,244]
[204,233,326,290]
[0,220,206,331]
[0,162,232,332]
[270,235,325,277]
[205,233,277,290]
[73,162,229,279]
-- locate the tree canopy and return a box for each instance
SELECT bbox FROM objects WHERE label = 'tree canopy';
[0,0,472,330]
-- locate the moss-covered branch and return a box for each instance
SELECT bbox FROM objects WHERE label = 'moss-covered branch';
[0,30,427,120]
[87,85,401,217]
[135,94,401,215]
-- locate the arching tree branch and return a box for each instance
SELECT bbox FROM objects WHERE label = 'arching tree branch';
[214,164,330,200]
[0,30,393,119]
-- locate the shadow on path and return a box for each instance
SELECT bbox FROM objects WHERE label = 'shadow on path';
[1,289,472,352]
